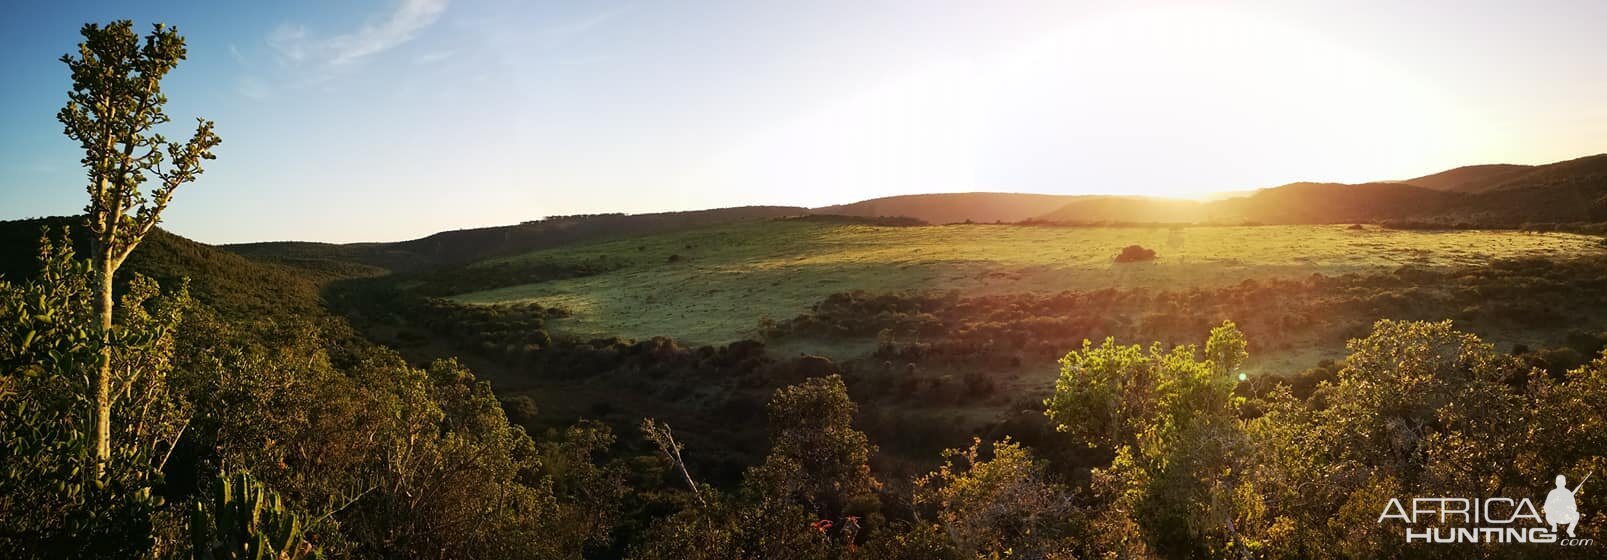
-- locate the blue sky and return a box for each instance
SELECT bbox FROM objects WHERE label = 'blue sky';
[3,0,1605,243]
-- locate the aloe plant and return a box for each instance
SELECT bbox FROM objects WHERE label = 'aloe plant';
[189,471,321,560]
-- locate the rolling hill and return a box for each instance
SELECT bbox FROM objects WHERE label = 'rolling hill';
[1400,163,1534,192]
[815,154,1607,228]
[227,205,807,272]
[1031,196,1208,223]
[1211,181,1462,224]
[813,192,1089,224]
[0,216,377,320]
[209,154,1607,277]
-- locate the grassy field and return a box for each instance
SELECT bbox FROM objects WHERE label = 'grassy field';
[450,221,1605,344]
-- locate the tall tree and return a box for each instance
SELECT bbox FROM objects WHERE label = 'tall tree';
[56,20,220,472]
[746,374,879,519]
[1044,321,1251,557]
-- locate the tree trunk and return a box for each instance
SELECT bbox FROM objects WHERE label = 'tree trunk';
[93,249,114,475]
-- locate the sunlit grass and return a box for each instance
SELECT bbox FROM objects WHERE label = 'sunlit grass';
[452,221,1604,344]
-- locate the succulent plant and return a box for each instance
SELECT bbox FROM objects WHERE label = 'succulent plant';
[189,471,321,560]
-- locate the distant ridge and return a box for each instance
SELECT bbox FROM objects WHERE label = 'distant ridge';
[813,192,1089,224]
[817,154,1607,227]
[227,205,807,272]
[214,153,1607,273]
[1209,181,1459,224]
[1401,164,1534,193]
[0,216,357,320]
[1032,196,1207,224]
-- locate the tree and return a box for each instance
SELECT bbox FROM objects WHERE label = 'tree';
[746,375,880,520]
[57,20,221,472]
[912,437,1073,558]
[1248,320,1602,559]
[1043,321,1251,557]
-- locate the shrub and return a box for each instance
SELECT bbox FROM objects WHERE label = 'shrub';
[1113,245,1157,263]
[962,371,997,398]
[499,395,540,428]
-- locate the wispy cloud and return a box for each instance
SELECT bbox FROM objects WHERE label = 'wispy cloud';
[465,5,628,54]
[239,0,449,99]
[540,7,626,40]
[266,24,311,63]
[414,49,456,64]
[269,0,449,68]
[236,76,271,101]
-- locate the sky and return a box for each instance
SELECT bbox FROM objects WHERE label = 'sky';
[2,0,1605,244]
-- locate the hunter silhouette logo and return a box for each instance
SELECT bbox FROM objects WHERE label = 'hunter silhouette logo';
[1377,472,1594,546]
[1545,473,1588,538]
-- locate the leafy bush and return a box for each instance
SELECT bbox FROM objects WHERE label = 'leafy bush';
[1113,244,1157,263]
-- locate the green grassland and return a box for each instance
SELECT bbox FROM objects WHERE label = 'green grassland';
[448,220,1605,345]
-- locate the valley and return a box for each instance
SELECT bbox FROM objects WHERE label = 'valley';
[446,220,1601,345]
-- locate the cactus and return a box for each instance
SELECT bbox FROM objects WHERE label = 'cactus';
[189,471,322,560]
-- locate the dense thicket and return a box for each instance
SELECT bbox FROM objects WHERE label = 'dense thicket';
[765,255,1607,366]
[325,249,1607,495]
[1,233,623,558]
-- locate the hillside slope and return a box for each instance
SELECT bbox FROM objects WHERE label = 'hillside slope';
[814,192,1087,224]
[811,154,1607,227]
[1451,154,1607,223]
[1032,196,1208,223]
[0,216,373,320]
[228,205,808,272]
[1402,163,1534,192]
[1211,182,1463,224]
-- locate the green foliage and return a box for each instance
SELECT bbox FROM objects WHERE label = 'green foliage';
[57,16,219,494]
[180,338,620,559]
[59,20,220,267]
[189,471,322,560]
[0,231,190,557]
[0,230,97,378]
[858,522,965,560]
[1044,321,1252,557]
[0,217,356,325]
[627,375,890,559]
[746,375,879,519]
[1204,320,1248,376]
[912,437,1073,558]
[626,492,833,560]
[1224,320,1607,559]
[0,231,618,559]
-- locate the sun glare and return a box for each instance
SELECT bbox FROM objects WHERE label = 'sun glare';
[690,6,1494,203]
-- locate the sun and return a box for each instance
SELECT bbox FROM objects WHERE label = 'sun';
[688,5,1495,203]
